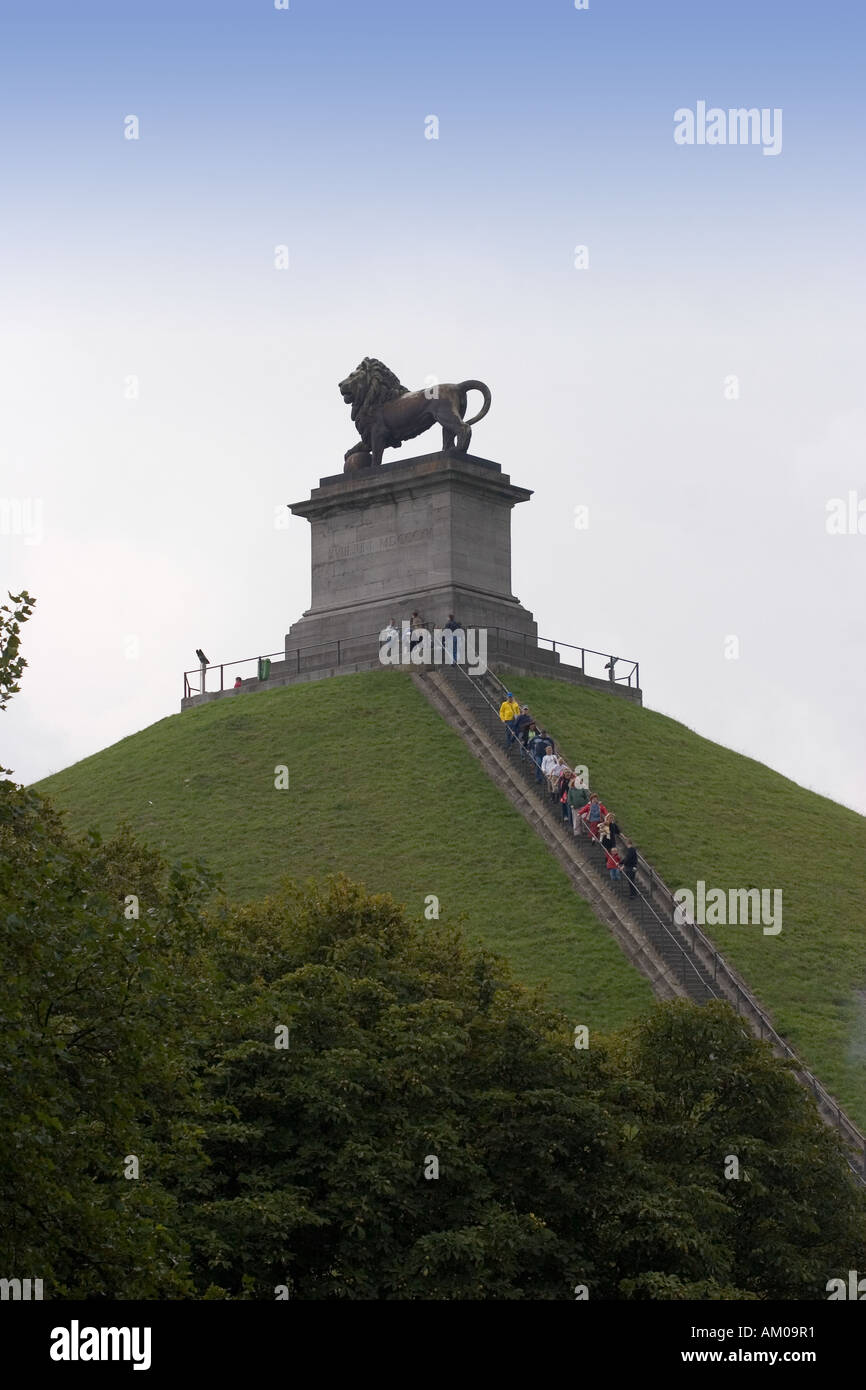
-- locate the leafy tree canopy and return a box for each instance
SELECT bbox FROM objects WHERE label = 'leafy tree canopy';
[2,810,863,1298]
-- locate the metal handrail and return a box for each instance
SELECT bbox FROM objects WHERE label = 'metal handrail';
[481,624,639,689]
[183,633,385,699]
[446,658,866,1180]
[182,625,640,699]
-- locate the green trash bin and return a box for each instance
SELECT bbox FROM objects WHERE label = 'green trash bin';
[257,657,271,681]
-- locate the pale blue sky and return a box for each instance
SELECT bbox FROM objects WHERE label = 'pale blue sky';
[2,0,865,814]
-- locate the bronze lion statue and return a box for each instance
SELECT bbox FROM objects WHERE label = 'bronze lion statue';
[338,358,492,471]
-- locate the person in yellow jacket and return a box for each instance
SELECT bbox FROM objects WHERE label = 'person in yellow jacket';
[499,692,521,748]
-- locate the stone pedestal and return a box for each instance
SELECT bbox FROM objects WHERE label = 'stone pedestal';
[285,450,541,660]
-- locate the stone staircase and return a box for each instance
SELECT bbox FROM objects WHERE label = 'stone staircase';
[421,663,718,1005]
[430,658,722,1000]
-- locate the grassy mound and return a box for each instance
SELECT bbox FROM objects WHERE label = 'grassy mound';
[36,665,866,1128]
[34,670,652,1028]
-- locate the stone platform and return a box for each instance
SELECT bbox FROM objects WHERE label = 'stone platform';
[285,449,539,658]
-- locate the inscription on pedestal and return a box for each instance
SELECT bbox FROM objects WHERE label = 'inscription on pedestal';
[327,526,433,562]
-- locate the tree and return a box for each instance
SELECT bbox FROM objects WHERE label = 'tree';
[175,877,614,1299]
[3,847,864,1298]
[172,881,866,1300]
[594,1001,866,1298]
[0,588,35,773]
[0,596,224,1293]
[0,782,220,1296]
[0,588,35,710]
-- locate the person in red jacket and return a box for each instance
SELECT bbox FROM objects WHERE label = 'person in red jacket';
[578,793,607,839]
[605,847,622,881]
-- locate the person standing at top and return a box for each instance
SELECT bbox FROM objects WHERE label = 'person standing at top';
[499,691,521,747]
[443,613,462,664]
[380,618,399,657]
[409,611,425,653]
[233,675,243,690]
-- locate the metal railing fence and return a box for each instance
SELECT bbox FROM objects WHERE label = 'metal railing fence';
[182,625,640,699]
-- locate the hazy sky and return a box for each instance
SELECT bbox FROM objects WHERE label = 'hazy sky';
[3,0,865,814]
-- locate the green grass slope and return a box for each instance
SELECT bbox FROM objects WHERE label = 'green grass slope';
[32,671,652,1029]
[35,667,866,1130]
[500,671,866,1129]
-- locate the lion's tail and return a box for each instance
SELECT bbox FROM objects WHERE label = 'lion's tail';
[459,380,492,427]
